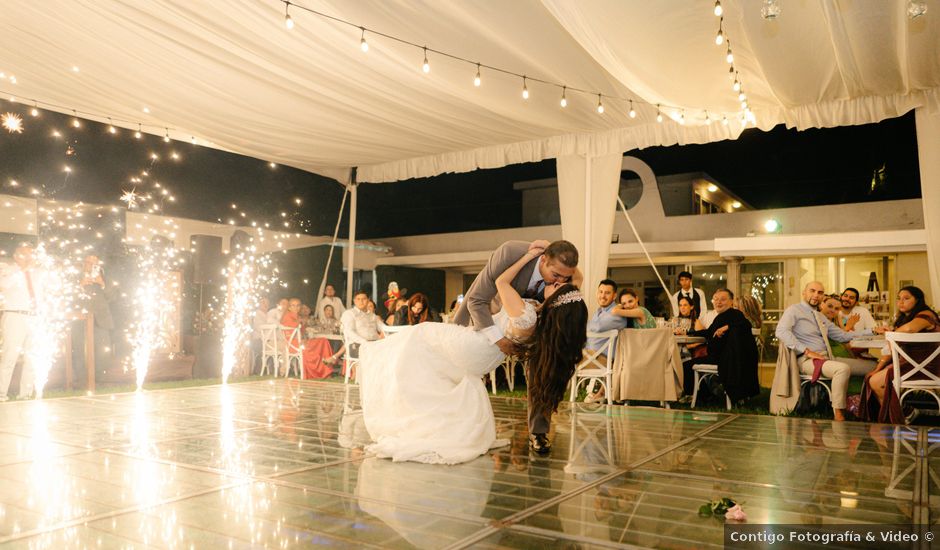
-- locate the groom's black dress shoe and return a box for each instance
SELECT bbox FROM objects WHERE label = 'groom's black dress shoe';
[529,433,551,454]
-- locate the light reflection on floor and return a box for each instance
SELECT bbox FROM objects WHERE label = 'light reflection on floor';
[0,379,930,549]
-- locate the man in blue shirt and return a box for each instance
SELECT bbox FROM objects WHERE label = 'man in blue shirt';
[776,281,872,421]
[583,279,628,403]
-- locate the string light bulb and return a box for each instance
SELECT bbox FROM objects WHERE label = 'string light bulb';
[726,41,734,63]
[733,78,741,92]
[679,110,685,125]
[359,28,368,52]
[560,86,567,108]
[596,94,604,114]
[705,111,712,125]
[163,128,170,142]
[714,0,723,17]
[107,117,117,134]
[738,91,746,102]
[715,18,724,45]
[473,63,481,87]
[30,103,39,117]
[521,76,529,99]
[135,123,142,139]
[656,105,663,123]
[422,47,430,73]
[628,100,636,118]
[722,116,729,126]
[284,2,294,29]
[71,111,81,128]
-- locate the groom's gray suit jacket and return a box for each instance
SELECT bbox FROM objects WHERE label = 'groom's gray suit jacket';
[453,240,538,330]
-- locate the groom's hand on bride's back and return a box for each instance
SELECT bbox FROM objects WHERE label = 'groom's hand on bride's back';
[496,337,522,356]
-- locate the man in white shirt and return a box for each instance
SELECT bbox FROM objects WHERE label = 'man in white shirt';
[316,284,345,321]
[0,245,41,401]
[340,290,383,356]
[669,271,707,319]
[267,298,288,325]
[837,287,876,332]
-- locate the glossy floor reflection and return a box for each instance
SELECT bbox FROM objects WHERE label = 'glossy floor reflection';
[0,379,932,548]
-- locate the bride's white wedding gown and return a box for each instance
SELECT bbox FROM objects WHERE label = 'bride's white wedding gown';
[358,301,537,464]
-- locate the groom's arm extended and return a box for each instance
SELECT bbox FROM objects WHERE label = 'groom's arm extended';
[466,240,530,343]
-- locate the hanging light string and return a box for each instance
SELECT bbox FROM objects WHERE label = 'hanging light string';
[714,3,753,125]
[0,89,200,143]
[277,0,732,124]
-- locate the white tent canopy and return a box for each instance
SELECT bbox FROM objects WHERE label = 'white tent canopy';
[2,0,938,184]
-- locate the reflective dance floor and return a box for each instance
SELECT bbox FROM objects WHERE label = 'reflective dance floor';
[0,379,936,548]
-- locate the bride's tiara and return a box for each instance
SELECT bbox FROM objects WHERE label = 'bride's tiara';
[551,290,583,307]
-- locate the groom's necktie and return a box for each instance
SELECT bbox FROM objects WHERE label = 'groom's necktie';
[525,280,545,300]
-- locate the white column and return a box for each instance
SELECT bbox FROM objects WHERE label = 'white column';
[557,153,623,311]
[724,256,743,296]
[346,182,357,308]
[916,108,940,305]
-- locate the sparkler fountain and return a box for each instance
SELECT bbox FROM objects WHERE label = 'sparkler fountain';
[220,230,278,383]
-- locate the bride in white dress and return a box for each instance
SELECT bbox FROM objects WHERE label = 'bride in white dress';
[357,243,587,464]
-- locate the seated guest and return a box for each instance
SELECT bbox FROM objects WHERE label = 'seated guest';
[583,279,628,404]
[669,271,707,319]
[689,289,760,404]
[367,299,386,326]
[316,284,345,321]
[735,295,763,330]
[672,295,704,397]
[395,292,437,325]
[671,295,698,333]
[775,281,871,421]
[837,287,875,332]
[341,291,384,359]
[819,294,877,376]
[280,298,332,379]
[317,304,342,334]
[267,297,288,325]
[860,286,940,423]
[614,289,656,328]
[386,298,407,325]
[299,303,314,330]
[818,295,858,358]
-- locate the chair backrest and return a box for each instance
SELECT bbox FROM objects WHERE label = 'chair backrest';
[886,331,940,386]
[579,330,619,370]
[260,324,279,354]
[279,324,303,354]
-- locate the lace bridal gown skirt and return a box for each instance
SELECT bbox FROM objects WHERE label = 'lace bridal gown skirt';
[358,322,508,464]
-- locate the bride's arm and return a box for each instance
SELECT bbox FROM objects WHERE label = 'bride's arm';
[495,244,544,318]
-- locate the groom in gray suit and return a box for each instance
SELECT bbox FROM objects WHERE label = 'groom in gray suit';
[454,239,579,454]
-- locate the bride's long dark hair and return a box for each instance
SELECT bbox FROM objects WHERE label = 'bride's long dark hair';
[527,283,588,419]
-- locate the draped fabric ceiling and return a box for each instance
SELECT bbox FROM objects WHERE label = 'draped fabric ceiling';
[1,0,939,184]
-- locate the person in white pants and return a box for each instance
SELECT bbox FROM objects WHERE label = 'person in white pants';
[0,245,40,401]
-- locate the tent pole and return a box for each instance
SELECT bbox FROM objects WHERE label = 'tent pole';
[346,174,358,308]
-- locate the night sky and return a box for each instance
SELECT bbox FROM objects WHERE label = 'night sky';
[0,105,346,236]
[0,104,921,241]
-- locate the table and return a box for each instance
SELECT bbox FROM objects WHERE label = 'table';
[849,336,886,349]
[674,335,706,345]
[306,331,343,342]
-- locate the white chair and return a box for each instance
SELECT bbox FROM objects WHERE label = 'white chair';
[691,364,732,410]
[886,331,940,412]
[343,335,360,385]
[569,330,618,405]
[279,324,304,379]
[259,324,280,376]
[489,355,516,395]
